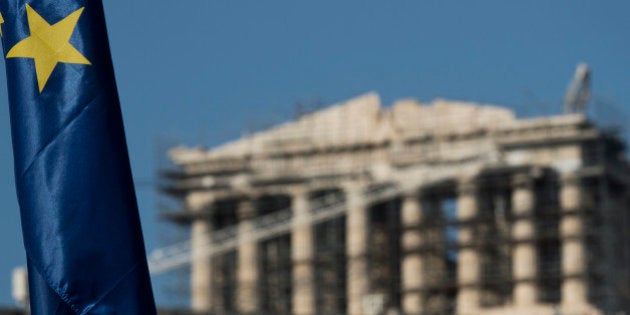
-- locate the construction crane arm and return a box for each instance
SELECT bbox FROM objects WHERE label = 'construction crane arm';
[563,63,591,114]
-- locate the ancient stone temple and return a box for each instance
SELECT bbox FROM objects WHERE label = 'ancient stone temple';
[160,93,630,315]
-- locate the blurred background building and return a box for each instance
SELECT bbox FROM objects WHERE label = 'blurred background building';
[150,66,630,315]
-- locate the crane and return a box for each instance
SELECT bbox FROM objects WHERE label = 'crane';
[563,63,591,114]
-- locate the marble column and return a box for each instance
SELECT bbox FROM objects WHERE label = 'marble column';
[560,174,588,307]
[456,178,481,315]
[237,198,260,314]
[346,183,369,315]
[191,212,213,312]
[511,174,538,307]
[292,187,315,315]
[401,192,425,314]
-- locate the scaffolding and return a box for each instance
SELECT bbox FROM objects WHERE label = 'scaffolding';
[150,91,630,315]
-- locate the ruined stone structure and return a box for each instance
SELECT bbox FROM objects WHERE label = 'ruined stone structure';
[161,93,630,315]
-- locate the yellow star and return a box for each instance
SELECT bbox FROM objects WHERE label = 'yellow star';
[0,12,4,36]
[7,5,91,92]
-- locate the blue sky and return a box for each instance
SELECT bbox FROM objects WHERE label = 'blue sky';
[0,0,628,308]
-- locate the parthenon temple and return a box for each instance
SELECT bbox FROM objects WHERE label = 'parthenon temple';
[160,93,630,315]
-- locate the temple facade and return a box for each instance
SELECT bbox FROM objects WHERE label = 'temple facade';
[162,93,630,315]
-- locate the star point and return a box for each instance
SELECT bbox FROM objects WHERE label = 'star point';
[0,12,4,36]
[7,5,91,92]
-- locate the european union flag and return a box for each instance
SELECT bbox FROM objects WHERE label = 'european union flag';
[0,0,156,314]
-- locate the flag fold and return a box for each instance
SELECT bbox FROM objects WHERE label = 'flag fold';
[0,0,156,314]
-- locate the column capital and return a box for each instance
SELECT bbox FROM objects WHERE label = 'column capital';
[341,181,365,193]
[288,185,309,198]
[561,172,581,186]
[237,198,256,221]
[512,173,535,189]
[187,191,215,212]
[402,188,422,200]
[457,176,478,195]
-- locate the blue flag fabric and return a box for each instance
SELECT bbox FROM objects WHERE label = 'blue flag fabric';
[0,0,156,314]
